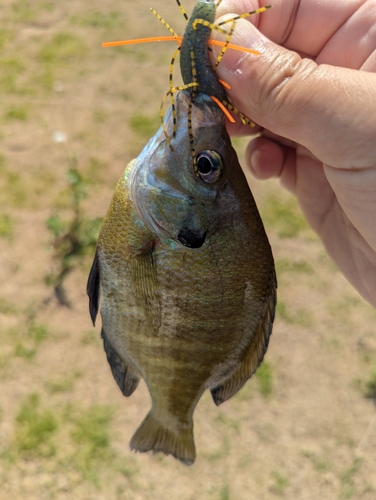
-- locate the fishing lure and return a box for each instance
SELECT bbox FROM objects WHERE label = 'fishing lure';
[88,0,276,465]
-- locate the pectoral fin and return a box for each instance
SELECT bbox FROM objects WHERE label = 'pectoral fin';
[101,328,140,397]
[211,280,277,406]
[87,249,100,326]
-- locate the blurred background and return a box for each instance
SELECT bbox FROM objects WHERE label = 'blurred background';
[1,1,376,498]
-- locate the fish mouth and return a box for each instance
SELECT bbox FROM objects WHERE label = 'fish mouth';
[177,228,206,249]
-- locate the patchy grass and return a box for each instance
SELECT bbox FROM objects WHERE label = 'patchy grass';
[0,29,14,50]
[276,301,314,328]
[5,105,29,121]
[46,371,82,394]
[39,33,87,66]
[215,413,241,434]
[0,297,17,315]
[70,405,115,484]
[219,484,230,500]
[0,214,13,239]
[206,435,231,462]
[276,258,314,276]
[82,156,108,185]
[14,322,49,361]
[93,109,108,124]
[363,364,376,400]
[340,458,362,499]
[130,113,159,139]
[263,194,310,239]
[12,393,58,459]
[0,169,27,208]
[270,470,289,496]
[255,361,273,399]
[0,58,25,94]
[71,11,125,30]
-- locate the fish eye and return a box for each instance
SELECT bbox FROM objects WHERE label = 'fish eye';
[195,150,222,183]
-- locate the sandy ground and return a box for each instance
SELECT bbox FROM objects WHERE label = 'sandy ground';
[1,1,376,499]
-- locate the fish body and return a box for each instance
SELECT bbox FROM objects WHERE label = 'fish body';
[88,0,276,465]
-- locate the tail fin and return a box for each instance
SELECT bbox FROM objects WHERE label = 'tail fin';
[130,411,196,465]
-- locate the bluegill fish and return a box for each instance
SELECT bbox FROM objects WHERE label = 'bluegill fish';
[88,0,276,465]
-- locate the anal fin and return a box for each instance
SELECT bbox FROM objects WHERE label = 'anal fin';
[211,280,276,406]
[101,328,140,397]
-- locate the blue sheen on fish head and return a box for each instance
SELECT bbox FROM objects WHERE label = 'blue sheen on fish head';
[129,90,241,249]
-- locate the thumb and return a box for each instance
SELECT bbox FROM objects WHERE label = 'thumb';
[213,19,376,169]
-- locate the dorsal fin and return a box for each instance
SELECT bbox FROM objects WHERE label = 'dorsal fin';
[87,249,100,326]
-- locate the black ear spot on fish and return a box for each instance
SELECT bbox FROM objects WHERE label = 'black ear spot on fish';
[177,228,206,248]
[196,150,222,183]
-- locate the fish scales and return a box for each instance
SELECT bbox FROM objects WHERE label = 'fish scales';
[88,0,276,465]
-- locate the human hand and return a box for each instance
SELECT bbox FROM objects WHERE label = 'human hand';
[213,0,376,307]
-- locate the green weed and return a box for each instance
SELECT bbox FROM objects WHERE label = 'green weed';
[215,413,240,434]
[276,258,314,275]
[219,484,230,500]
[255,361,273,398]
[303,450,330,472]
[0,297,17,315]
[116,458,139,479]
[33,68,55,92]
[270,470,289,496]
[12,0,38,22]
[5,105,28,121]
[263,194,309,238]
[13,393,58,458]
[93,110,108,124]
[0,214,13,239]
[14,343,36,360]
[276,301,314,328]
[71,11,124,30]
[14,322,49,361]
[81,329,101,346]
[0,170,27,207]
[130,113,158,139]
[207,435,231,462]
[340,458,362,499]
[0,58,25,94]
[0,29,13,50]
[327,295,361,324]
[46,167,102,306]
[12,0,53,22]
[39,33,87,66]
[83,157,108,184]
[46,371,81,394]
[363,364,376,400]
[70,405,115,484]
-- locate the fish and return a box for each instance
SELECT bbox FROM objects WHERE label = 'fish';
[87,0,276,465]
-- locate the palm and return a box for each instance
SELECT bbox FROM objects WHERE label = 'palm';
[216,0,376,305]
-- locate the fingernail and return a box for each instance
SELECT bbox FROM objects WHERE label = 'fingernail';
[249,147,262,173]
